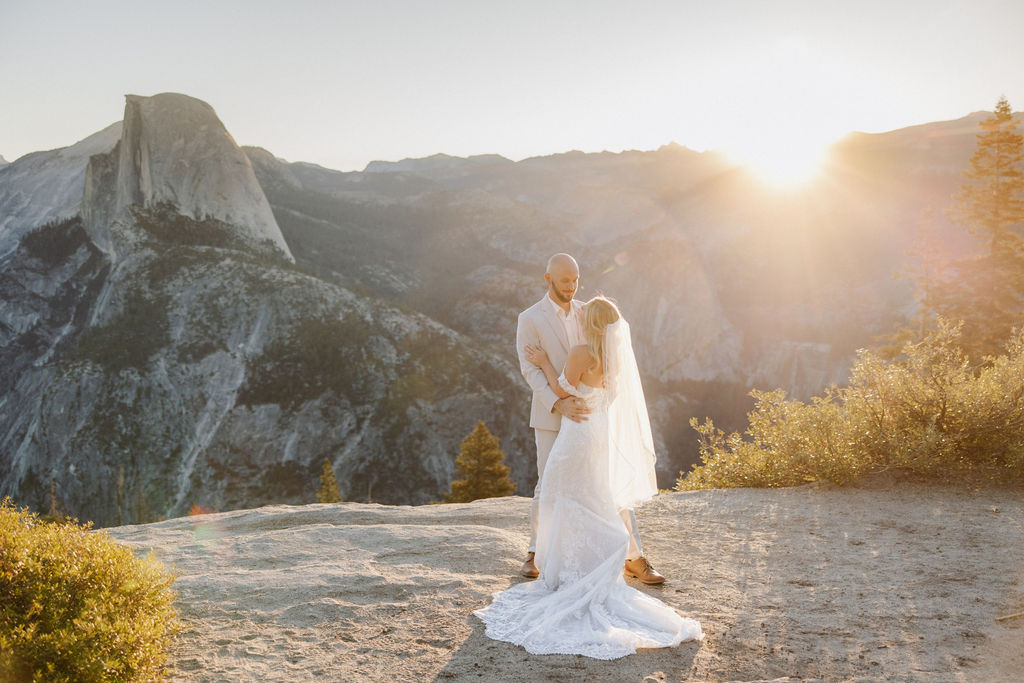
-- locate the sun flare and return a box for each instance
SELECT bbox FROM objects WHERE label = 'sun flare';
[706,35,844,188]
[726,138,829,187]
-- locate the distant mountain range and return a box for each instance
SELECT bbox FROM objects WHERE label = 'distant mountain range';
[0,93,1013,525]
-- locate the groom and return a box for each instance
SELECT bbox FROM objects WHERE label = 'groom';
[515,253,665,585]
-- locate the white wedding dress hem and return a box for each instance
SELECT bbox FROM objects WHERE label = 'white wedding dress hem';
[474,365,702,659]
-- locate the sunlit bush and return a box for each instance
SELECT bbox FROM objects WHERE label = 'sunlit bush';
[678,321,1024,490]
[0,498,181,682]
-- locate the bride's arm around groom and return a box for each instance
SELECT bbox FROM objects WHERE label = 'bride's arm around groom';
[515,302,586,431]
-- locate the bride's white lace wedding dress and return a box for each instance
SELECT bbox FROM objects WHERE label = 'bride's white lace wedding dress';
[474,372,703,659]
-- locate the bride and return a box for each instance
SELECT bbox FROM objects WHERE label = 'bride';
[474,296,702,659]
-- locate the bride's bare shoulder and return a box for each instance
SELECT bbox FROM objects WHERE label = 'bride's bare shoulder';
[568,344,591,358]
[568,344,597,366]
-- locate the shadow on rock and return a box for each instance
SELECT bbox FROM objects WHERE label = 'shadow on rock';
[434,613,700,682]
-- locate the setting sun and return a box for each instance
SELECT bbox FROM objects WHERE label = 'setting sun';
[726,137,830,187]
[707,36,839,187]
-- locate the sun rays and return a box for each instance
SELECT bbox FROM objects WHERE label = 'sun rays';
[726,137,831,187]
[707,36,845,188]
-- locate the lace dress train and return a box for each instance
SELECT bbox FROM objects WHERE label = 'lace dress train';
[474,375,702,659]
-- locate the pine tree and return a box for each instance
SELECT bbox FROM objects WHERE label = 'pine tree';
[443,421,517,503]
[936,96,1024,357]
[316,458,343,503]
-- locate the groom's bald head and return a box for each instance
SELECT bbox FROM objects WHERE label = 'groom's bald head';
[545,253,579,306]
[546,253,578,275]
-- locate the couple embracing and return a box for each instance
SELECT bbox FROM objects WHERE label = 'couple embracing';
[474,253,703,659]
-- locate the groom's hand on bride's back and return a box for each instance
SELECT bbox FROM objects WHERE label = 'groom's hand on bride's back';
[554,397,590,423]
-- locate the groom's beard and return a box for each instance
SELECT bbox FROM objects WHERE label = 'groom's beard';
[551,288,575,304]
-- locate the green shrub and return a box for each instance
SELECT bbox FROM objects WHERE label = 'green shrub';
[0,498,181,682]
[678,321,1024,490]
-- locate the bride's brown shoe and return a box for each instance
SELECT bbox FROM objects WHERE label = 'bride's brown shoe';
[521,552,540,579]
[624,556,665,585]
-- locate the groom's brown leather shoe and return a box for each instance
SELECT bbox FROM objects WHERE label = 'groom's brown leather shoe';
[624,556,665,585]
[521,552,539,579]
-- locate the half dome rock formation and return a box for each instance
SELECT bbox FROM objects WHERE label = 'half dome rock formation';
[83,93,292,261]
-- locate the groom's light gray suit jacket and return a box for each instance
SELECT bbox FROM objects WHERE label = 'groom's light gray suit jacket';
[516,295,585,431]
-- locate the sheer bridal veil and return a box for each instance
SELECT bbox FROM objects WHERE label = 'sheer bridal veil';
[603,319,658,511]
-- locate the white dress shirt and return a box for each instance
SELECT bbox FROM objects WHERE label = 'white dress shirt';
[547,294,584,349]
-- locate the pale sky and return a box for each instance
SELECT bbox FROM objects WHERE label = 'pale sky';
[2,0,1022,174]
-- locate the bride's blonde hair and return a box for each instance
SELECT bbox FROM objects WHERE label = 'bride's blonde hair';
[583,296,621,372]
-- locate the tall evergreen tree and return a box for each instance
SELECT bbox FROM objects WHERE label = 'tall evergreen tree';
[316,458,343,503]
[942,96,1024,357]
[952,97,1024,261]
[901,97,1024,359]
[444,421,517,503]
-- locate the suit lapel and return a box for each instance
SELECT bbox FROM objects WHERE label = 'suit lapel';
[539,297,570,354]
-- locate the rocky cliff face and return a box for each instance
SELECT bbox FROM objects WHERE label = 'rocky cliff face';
[0,123,121,257]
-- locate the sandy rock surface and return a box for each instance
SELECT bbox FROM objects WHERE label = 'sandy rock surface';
[106,481,1024,682]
